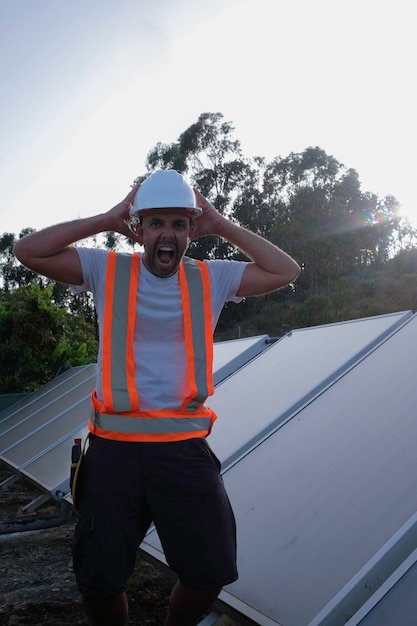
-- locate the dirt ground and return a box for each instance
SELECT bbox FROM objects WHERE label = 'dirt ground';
[0,460,175,625]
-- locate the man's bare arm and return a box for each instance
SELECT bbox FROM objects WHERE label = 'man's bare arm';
[193,190,300,297]
[13,186,141,285]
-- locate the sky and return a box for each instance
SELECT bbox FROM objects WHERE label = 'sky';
[1,0,416,237]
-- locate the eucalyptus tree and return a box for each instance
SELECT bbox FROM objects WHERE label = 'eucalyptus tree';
[0,230,38,291]
[145,112,251,260]
[265,147,399,294]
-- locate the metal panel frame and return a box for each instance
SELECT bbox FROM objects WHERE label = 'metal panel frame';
[213,335,270,385]
[307,511,417,626]
[345,548,417,626]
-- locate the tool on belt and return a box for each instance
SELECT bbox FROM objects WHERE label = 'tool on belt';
[70,435,91,510]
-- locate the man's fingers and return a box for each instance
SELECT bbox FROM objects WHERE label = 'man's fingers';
[125,182,141,203]
[194,188,205,202]
[194,188,212,211]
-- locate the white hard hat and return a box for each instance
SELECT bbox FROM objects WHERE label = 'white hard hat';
[129,169,202,217]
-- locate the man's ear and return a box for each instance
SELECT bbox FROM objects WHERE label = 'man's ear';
[135,222,144,245]
[189,218,197,239]
[128,219,144,245]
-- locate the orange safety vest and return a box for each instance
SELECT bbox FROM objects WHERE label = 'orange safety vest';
[89,253,217,442]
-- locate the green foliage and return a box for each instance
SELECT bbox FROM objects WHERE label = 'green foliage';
[0,284,98,393]
[215,246,417,340]
[0,231,38,290]
[267,149,399,294]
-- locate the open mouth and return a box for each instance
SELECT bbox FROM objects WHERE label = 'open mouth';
[157,245,175,265]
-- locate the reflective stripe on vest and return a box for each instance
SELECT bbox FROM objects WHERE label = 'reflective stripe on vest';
[94,413,213,435]
[90,253,217,442]
[102,251,140,412]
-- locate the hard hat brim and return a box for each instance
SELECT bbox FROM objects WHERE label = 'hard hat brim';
[129,205,202,218]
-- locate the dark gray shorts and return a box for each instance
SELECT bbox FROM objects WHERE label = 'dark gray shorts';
[72,436,238,598]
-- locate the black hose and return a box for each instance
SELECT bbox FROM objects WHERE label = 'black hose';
[0,499,73,535]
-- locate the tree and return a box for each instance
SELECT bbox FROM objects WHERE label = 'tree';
[145,112,251,260]
[0,231,38,291]
[0,284,98,393]
[266,147,399,294]
[232,157,277,240]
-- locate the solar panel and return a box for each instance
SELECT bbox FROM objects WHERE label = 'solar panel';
[222,312,417,624]
[0,365,93,425]
[141,311,417,625]
[209,310,412,467]
[0,368,96,457]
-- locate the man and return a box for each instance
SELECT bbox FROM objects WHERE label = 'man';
[13,169,300,626]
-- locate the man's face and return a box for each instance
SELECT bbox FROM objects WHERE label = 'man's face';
[138,209,196,277]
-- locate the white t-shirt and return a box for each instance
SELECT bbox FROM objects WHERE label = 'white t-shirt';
[73,248,247,411]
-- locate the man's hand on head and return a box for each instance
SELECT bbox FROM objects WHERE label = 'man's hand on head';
[106,183,142,243]
[192,189,226,239]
